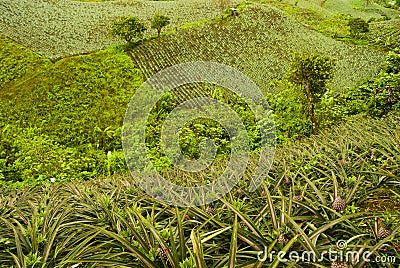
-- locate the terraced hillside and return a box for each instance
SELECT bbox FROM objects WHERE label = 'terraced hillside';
[273,0,400,19]
[364,19,400,50]
[0,0,239,59]
[131,3,385,93]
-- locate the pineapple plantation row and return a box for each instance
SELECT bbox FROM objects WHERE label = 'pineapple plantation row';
[131,3,384,93]
[0,0,235,60]
[1,112,399,267]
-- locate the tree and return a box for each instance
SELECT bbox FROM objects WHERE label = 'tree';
[151,14,170,38]
[348,17,369,38]
[110,15,147,44]
[288,53,336,134]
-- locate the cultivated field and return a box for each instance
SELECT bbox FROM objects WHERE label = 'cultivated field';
[0,0,239,59]
[131,3,385,93]
[1,0,399,266]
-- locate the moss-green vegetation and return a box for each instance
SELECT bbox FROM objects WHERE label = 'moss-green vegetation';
[0,36,50,89]
[363,19,400,50]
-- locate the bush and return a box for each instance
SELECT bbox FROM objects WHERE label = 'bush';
[0,126,109,185]
[265,81,312,144]
[348,17,369,38]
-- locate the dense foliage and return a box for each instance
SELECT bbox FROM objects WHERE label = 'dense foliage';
[110,16,147,44]
[348,17,369,38]
[0,41,142,185]
[151,14,171,37]
[266,50,400,144]
[288,53,336,133]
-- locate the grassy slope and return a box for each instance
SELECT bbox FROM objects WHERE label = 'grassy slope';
[131,3,385,94]
[0,36,145,183]
[281,0,400,19]
[0,36,143,148]
[0,36,50,89]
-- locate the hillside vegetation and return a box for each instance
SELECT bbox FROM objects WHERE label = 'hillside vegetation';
[0,113,399,267]
[0,0,399,266]
[276,0,400,19]
[0,36,142,184]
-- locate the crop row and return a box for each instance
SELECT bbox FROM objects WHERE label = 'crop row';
[0,0,233,59]
[132,3,385,93]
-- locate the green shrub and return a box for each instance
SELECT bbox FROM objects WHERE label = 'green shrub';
[110,15,147,44]
[348,17,369,38]
[265,81,312,144]
[317,13,351,38]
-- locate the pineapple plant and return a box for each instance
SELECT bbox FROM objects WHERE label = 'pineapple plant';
[375,215,395,240]
[330,261,349,268]
[377,225,391,239]
[284,174,292,186]
[293,194,302,202]
[205,206,217,215]
[157,247,169,263]
[332,176,346,213]
[332,196,346,212]
[277,233,288,244]
[292,186,306,207]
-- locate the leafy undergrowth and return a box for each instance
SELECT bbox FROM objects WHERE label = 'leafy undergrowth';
[131,3,384,94]
[1,113,399,267]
